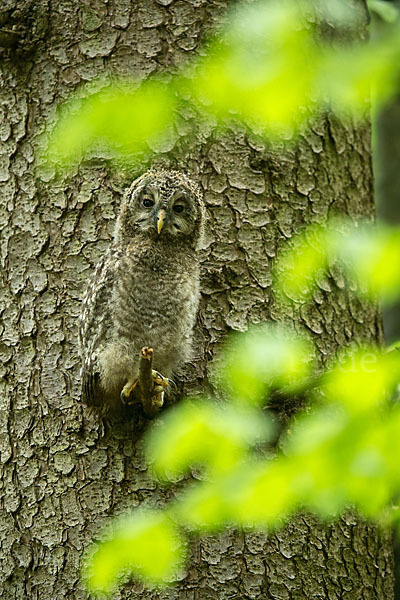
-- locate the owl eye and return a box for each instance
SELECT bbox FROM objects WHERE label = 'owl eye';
[173,204,185,214]
[143,198,155,208]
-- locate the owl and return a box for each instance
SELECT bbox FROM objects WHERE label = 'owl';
[78,169,205,416]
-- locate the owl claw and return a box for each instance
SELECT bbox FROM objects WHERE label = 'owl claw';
[120,378,139,404]
[152,386,165,408]
[120,371,168,409]
[152,370,169,390]
[150,372,168,409]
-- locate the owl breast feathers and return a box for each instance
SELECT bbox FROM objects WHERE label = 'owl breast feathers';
[78,169,205,414]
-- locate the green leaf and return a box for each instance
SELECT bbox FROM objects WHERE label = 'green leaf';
[385,340,400,353]
[336,226,400,302]
[173,459,298,529]
[190,0,315,136]
[274,225,329,303]
[173,480,234,530]
[368,0,399,23]
[325,347,400,412]
[146,400,273,479]
[45,79,176,165]
[84,511,184,594]
[220,323,315,404]
[229,459,299,526]
[276,223,400,306]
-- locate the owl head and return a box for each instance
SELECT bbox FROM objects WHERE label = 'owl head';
[115,169,205,250]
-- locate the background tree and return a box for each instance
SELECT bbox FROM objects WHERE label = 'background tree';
[372,0,400,342]
[0,0,394,598]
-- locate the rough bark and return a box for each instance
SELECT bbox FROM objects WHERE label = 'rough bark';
[0,1,393,599]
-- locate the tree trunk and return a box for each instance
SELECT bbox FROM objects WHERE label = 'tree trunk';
[0,1,394,599]
[374,94,400,342]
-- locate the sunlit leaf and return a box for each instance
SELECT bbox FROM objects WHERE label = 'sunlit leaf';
[46,80,176,165]
[230,459,299,526]
[368,0,399,24]
[285,404,348,454]
[190,0,315,136]
[281,405,351,514]
[336,226,400,301]
[174,459,298,529]
[320,42,396,114]
[325,347,400,412]
[173,480,235,530]
[384,408,400,488]
[385,340,400,353]
[274,225,330,302]
[220,323,315,404]
[84,511,184,594]
[279,398,397,516]
[347,444,389,515]
[146,400,273,479]
[276,223,400,306]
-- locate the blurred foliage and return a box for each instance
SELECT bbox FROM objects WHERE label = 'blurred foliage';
[51,0,400,594]
[146,399,273,478]
[84,511,184,592]
[369,0,399,23]
[218,324,315,405]
[276,222,400,303]
[45,0,400,165]
[85,220,400,595]
[47,81,177,164]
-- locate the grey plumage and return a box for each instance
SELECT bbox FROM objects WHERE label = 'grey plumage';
[78,169,205,414]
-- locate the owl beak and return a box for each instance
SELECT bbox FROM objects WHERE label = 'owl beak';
[157,209,166,235]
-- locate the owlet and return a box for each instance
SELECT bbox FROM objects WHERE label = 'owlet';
[78,169,205,416]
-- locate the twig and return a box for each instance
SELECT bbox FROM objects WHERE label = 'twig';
[138,346,160,418]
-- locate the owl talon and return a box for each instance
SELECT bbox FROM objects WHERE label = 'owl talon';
[152,387,165,408]
[120,372,168,411]
[120,378,139,404]
[152,370,169,390]
[148,372,167,410]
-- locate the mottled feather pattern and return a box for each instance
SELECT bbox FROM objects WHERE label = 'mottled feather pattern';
[78,170,205,414]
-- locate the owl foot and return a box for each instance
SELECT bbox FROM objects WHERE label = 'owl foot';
[119,347,170,418]
[119,369,169,413]
[120,379,140,405]
[151,370,169,408]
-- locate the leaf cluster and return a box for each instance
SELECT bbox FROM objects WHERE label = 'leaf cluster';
[44,0,400,166]
[85,220,400,594]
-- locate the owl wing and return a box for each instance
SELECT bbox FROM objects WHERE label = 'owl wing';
[78,249,117,406]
